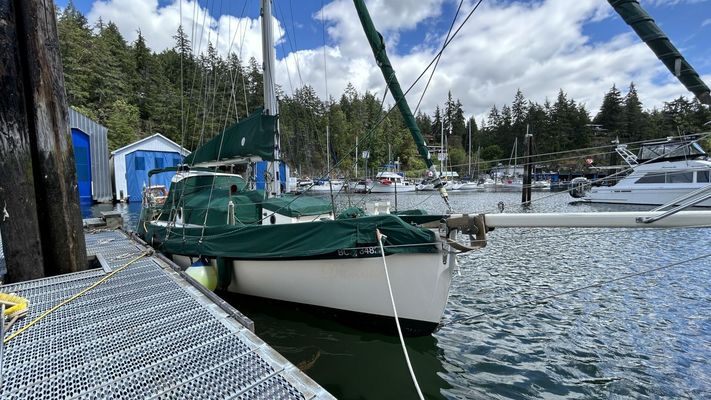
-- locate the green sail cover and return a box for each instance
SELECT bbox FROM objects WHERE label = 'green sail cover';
[262,195,333,217]
[183,109,277,165]
[143,214,438,259]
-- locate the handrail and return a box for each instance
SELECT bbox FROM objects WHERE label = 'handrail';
[639,184,711,224]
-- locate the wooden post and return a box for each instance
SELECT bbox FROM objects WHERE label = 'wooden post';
[521,131,533,205]
[0,0,87,283]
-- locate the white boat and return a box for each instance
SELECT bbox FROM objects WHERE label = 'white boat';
[456,181,484,191]
[577,137,711,207]
[369,172,416,193]
[532,180,551,191]
[308,179,344,193]
[136,0,470,335]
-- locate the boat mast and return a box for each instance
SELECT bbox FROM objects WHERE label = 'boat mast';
[261,0,280,196]
[326,125,330,174]
[355,136,359,177]
[440,119,444,176]
[467,121,472,178]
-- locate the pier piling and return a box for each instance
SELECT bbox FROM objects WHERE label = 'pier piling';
[0,0,86,282]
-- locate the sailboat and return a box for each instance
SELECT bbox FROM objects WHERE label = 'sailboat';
[137,0,469,335]
[457,123,483,191]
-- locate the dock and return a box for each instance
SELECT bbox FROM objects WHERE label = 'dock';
[0,228,333,399]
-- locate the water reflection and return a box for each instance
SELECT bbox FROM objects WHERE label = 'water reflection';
[221,292,451,399]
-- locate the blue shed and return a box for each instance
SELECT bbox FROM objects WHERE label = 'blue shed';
[254,161,288,192]
[110,134,190,202]
[69,108,112,204]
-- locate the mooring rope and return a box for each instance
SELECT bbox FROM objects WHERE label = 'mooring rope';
[3,251,150,345]
[376,229,425,400]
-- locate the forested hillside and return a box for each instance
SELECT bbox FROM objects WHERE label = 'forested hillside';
[57,4,710,178]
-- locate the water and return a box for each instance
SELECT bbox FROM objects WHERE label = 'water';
[84,191,711,399]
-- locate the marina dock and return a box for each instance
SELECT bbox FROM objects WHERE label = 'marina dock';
[0,228,333,399]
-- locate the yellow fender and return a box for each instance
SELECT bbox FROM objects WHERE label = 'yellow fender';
[0,292,29,318]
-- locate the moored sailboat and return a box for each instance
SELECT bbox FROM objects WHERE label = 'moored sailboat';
[138,0,466,334]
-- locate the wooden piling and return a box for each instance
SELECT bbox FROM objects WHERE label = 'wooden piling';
[521,132,533,205]
[0,0,87,282]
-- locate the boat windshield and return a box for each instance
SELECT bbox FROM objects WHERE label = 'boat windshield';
[638,141,707,161]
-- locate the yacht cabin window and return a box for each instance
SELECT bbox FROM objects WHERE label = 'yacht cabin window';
[635,172,665,184]
[635,171,696,184]
[638,142,706,160]
[666,172,694,183]
[697,170,710,183]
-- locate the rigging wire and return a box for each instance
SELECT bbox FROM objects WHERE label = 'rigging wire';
[413,0,465,116]
[288,0,304,86]
[467,133,711,216]
[449,251,711,326]
[291,0,487,203]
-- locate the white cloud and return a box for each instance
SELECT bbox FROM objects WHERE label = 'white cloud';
[703,18,711,27]
[642,0,708,6]
[87,0,279,62]
[86,0,703,121]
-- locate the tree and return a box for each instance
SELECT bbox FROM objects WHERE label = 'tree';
[594,84,625,140]
[623,82,647,142]
[57,1,96,106]
[106,100,139,150]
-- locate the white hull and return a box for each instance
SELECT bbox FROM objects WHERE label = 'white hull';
[454,182,483,191]
[369,183,417,193]
[172,245,456,325]
[307,183,344,192]
[584,186,711,207]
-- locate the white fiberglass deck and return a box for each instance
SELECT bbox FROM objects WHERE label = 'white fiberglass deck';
[0,229,332,399]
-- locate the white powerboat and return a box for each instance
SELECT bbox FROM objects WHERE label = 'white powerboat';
[369,172,416,193]
[575,136,711,207]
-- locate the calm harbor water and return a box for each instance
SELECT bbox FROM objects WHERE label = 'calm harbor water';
[84,191,711,399]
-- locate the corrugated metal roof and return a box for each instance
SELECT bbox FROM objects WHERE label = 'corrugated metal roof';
[69,108,113,203]
[110,133,190,157]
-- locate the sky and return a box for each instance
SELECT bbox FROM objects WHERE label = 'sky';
[56,0,711,120]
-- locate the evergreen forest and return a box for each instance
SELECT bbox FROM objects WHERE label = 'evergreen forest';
[57,4,711,178]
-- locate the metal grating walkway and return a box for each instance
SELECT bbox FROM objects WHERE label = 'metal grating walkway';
[1,229,333,399]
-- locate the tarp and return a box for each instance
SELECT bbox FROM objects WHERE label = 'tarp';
[262,195,333,217]
[144,214,438,259]
[158,175,261,226]
[183,109,277,165]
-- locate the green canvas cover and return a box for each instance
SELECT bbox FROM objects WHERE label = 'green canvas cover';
[158,175,263,226]
[183,109,278,165]
[337,207,366,219]
[262,195,333,217]
[144,214,438,259]
[393,209,443,225]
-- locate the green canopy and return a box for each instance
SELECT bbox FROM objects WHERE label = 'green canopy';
[183,109,277,165]
[144,214,438,259]
[262,195,333,217]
